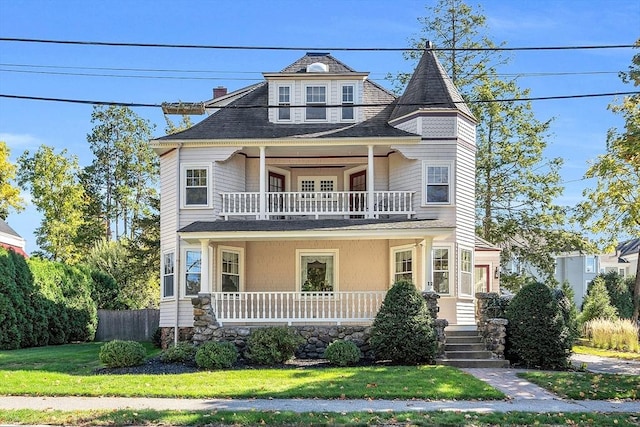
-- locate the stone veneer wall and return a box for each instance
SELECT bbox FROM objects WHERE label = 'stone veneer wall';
[475,292,510,360]
[189,291,448,360]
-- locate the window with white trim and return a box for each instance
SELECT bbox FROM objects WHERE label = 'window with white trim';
[306,85,326,120]
[393,248,414,283]
[278,86,291,121]
[585,256,596,273]
[220,248,241,292]
[162,252,175,298]
[423,162,451,204]
[341,84,354,120]
[185,249,201,296]
[297,249,337,292]
[460,249,473,296]
[298,176,336,199]
[433,248,450,294]
[183,165,211,207]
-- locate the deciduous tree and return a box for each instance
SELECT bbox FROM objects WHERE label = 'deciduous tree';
[577,40,640,321]
[17,146,86,263]
[0,141,24,220]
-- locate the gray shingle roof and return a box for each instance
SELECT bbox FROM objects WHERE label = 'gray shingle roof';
[0,219,21,238]
[179,218,454,233]
[279,52,356,73]
[389,49,474,121]
[158,81,415,141]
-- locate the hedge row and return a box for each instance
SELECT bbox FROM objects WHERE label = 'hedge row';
[0,248,98,350]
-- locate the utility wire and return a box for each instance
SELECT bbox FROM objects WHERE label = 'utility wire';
[1,91,637,109]
[0,37,636,51]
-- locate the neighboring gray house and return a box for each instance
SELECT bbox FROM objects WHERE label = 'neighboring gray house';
[150,49,480,336]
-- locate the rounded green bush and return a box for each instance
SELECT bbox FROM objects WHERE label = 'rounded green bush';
[195,341,238,369]
[505,281,574,370]
[99,340,146,368]
[324,339,361,366]
[160,341,197,363]
[246,326,304,365]
[370,280,436,364]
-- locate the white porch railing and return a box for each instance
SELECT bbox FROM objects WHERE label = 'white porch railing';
[211,291,386,325]
[220,191,414,219]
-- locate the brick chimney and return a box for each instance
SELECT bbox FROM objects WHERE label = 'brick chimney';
[213,86,228,99]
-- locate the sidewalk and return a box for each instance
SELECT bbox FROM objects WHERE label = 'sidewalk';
[0,354,638,414]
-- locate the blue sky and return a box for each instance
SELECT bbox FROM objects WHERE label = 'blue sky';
[1,0,638,253]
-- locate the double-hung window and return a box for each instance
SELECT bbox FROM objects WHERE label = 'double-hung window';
[185,250,201,296]
[183,165,211,207]
[423,162,451,204]
[433,248,450,294]
[278,86,291,121]
[460,249,473,296]
[392,247,414,284]
[162,252,175,298]
[341,85,354,120]
[306,86,326,120]
[221,249,241,292]
[585,256,596,273]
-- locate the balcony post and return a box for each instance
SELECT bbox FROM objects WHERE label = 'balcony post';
[367,145,375,218]
[259,146,266,220]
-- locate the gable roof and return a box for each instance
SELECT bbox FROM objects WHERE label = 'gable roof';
[278,52,357,74]
[389,48,474,122]
[0,218,27,257]
[618,238,640,257]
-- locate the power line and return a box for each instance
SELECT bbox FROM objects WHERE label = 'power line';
[0,37,636,51]
[1,91,637,109]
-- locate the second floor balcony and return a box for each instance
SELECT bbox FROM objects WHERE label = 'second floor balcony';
[221,190,415,220]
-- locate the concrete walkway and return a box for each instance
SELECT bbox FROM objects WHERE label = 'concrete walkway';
[0,355,638,415]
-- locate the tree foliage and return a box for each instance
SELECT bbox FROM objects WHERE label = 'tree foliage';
[17,146,87,263]
[86,105,157,241]
[0,141,24,220]
[576,40,640,321]
[580,276,619,324]
[391,0,586,284]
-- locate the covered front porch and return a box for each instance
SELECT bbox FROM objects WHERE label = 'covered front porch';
[178,218,470,326]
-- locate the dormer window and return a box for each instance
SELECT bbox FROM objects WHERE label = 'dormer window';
[341,84,354,121]
[306,86,326,120]
[278,86,291,120]
[306,62,328,72]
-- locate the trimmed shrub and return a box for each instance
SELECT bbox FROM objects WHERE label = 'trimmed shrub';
[324,340,361,366]
[600,272,634,320]
[99,340,146,368]
[195,341,238,369]
[556,282,580,342]
[160,342,197,363]
[369,280,437,364]
[506,281,574,369]
[246,327,304,365]
[580,276,618,324]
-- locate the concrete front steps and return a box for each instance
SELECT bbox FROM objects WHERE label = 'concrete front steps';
[436,328,510,368]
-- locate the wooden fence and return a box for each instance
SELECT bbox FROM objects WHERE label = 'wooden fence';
[96,309,159,342]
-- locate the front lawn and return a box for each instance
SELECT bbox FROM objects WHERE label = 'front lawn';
[573,344,640,361]
[519,371,640,400]
[1,409,638,427]
[0,343,503,400]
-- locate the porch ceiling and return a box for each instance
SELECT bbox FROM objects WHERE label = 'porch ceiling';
[178,218,455,243]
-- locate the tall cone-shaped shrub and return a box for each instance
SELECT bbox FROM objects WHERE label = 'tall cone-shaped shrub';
[370,280,436,364]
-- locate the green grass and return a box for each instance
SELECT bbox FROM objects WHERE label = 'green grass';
[519,371,640,400]
[0,343,504,400]
[574,344,640,361]
[1,409,638,427]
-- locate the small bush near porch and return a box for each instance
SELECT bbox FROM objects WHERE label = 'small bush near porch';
[369,280,437,364]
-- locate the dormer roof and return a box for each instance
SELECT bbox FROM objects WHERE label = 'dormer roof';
[389,48,475,123]
[278,52,357,74]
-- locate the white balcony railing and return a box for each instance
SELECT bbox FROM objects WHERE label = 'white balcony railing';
[220,191,414,219]
[211,291,386,325]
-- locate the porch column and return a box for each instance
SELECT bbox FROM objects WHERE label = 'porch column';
[426,238,434,291]
[259,146,266,220]
[200,239,211,293]
[367,145,375,218]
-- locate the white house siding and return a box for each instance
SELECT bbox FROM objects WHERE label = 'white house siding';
[392,118,418,135]
[458,117,476,146]
[159,299,195,327]
[455,143,476,248]
[214,153,246,214]
[160,150,178,248]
